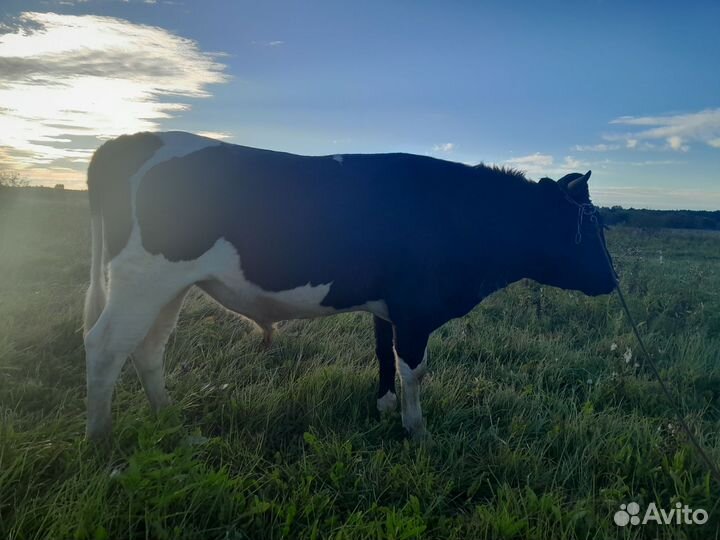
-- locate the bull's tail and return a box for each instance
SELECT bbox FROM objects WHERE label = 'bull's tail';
[83,197,106,336]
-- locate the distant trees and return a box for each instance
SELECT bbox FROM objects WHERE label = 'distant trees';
[0,170,29,188]
[0,170,29,211]
[600,206,720,231]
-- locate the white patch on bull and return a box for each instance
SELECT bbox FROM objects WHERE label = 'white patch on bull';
[333,154,343,164]
[211,263,336,321]
[377,390,398,414]
[395,348,427,438]
[199,247,391,325]
[85,227,236,439]
[115,233,345,325]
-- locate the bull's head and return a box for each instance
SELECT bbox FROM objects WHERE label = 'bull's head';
[535,170,617,296]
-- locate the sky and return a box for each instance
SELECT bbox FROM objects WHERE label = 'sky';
[0,0,719,209]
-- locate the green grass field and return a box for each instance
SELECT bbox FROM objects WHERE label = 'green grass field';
[1,188,719,539]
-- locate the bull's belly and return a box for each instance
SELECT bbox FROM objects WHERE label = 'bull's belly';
[197,278,339,324]
[197,269,390,326]
[114,233,390,327]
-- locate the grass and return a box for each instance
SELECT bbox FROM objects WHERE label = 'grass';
[1,188,719,539]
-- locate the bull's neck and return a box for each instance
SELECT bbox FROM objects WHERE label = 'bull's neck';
[470,183,547,297]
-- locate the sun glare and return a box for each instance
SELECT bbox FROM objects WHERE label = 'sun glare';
[0,12,228,188]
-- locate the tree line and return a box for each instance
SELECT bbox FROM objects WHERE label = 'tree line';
[599,206,720,231]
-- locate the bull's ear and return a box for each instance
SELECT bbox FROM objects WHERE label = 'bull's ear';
[557,173,577,190]
[568,170,591,191]
[567,170,591,202]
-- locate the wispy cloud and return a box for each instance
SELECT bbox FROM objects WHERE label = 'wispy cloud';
[573,143,620,152]
[666,135,689,152]
[560,156,588,171]
[432,142,454,153]
[252,40,285,47]
[0,11,228,186]
[50,0,171,4]
[502,153,590,176]
[628,159,685,166]
[606,108,720,152]
[197,131,232,140]
[503,152,554,175]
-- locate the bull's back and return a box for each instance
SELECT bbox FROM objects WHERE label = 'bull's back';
[89,131,480,308]
[134,139,473,306]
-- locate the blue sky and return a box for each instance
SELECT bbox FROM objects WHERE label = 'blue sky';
[1,0,719,209]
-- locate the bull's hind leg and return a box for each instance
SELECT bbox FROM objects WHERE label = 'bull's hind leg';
[84,274,192,441]
[393,323,430,439]
[374,316,397,413]
[258,321,274,348]
[131,288,189,412]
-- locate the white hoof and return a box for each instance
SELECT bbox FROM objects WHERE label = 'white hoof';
[377,391,398,414]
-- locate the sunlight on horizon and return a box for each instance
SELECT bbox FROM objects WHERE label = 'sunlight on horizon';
[0,11,228,188]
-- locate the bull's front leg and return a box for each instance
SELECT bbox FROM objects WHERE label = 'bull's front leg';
[392,322,430,440]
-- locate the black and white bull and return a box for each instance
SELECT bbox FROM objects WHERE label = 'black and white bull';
[83,131,616,440]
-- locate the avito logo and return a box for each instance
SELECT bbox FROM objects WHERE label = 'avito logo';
[614,502,708,527]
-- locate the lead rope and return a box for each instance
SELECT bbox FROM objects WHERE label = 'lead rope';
[592,219,720,485]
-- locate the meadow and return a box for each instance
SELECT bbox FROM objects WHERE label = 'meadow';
[1,188,719,539]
